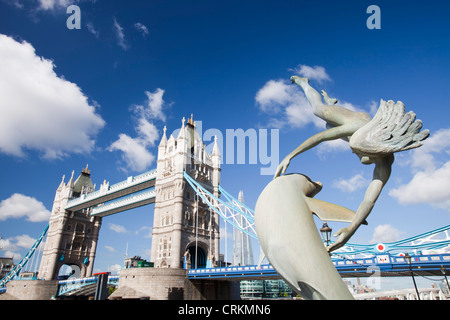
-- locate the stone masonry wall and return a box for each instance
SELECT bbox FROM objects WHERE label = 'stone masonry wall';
[1,280,58,300]
[108,268,240,300]
[109,268,195,300]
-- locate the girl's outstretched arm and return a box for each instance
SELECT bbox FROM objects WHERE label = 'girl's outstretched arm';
[274,123,360,178]
[327,154,394,252]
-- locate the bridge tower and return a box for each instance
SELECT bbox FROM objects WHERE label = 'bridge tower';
[38,166,102,280]
[150,115,221,269]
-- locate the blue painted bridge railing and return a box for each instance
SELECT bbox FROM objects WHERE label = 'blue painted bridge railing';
[51,253,450,295]
[57,275,119,296]
[188,253,450,279]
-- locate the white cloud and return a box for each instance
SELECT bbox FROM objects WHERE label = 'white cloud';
[389,128,450,210]
[255,79,294,114]
[0,34,105,159]
[389,162,450,209]
[109,133,156,172]
[136,118,159,146]
[367,100,379,116]
[255,65,364,131]
[136,226,153,238]
[0,237,16,253]
[108,264,122,275]
[316,139,350,158]
[109,89,168,172]
[255,79,324,129]
[113,17,128,50]
[14,234,37,249]
[36,0,96,11]
[4,0,24,8]
[291,64,331,83]
[370,224,405,244]
[409,128,450,172]
[134,22,149,37]
[333,173,369,193]
[104,245,116,253]
[86,22,100,38]
[0,193,50,222]
[0,237,11,250]
[108,223,128,234]
[0,234,43,261]
[38,0,71,10]
[0,236,22,260]
[136,88,167,122]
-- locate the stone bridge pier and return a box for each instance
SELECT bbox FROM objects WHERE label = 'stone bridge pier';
[108,268,240,300]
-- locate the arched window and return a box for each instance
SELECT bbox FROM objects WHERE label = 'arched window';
[75,223,84,233]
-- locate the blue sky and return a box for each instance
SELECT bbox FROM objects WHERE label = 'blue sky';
[0,0,449,289]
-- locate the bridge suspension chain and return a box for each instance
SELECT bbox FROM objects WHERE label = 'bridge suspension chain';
[333,224,450,258]
[184,171,450,260]
[183,171,257,239]
[0,224,49,287]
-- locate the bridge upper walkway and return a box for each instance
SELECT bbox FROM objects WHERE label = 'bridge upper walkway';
[64,169,156,213]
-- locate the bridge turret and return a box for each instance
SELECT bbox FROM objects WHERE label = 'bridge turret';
[72,165,95,197]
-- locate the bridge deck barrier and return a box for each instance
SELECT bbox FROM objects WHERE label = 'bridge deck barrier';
[188,253,450,280]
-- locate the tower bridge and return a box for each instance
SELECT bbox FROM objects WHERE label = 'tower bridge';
[1,115,450,300]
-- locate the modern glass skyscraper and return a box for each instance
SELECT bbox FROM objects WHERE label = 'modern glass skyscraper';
[232,191,254,266]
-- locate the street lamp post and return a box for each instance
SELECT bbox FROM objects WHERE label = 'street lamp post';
[320,222,332,246]
[404,252,420,300]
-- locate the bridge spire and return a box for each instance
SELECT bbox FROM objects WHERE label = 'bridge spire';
[82,164,90,175]
[67,170,75,188]
[57,175,66,190]
[212,135,220,157]
[159,125,167,146]
[187,113,195,127]
[178,117,186,139]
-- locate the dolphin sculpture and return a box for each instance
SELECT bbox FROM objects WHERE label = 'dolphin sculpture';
[255,173,356,300]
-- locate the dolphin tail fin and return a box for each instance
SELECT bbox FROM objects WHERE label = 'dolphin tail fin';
[306,197,368,225]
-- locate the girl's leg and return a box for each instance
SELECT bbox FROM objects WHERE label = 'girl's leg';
[291,76,326,116]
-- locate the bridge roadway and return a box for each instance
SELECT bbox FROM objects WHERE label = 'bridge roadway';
[53,253,449,297]
[188,253,450,280]
[64,169,156,214]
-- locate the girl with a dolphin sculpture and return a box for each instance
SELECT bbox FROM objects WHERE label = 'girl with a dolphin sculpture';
[255,75,429,299]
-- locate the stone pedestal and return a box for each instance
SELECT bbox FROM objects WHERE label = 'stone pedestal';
[108,268,240,300]
[109,268,189,300]
[0,280,58,300]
